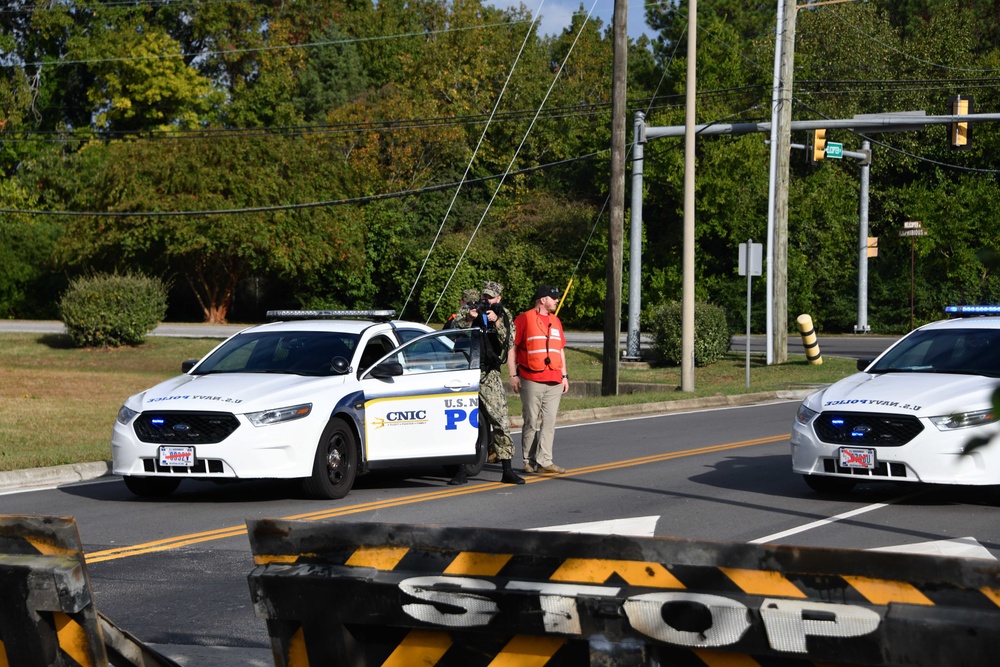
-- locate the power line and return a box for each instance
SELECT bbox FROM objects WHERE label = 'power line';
[5,20,535,69]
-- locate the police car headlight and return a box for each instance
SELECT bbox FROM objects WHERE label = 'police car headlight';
[246,403,312,427]
[930,409,998,431]
[116,405,139,425]
[795,404,818,426]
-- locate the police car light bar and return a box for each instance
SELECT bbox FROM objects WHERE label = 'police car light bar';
[944,305,1000,316]
[267,309,397,321]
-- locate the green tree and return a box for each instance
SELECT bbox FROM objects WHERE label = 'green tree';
[30,134,364,324]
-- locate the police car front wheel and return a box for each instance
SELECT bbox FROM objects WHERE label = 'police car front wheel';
[302,418,358,500]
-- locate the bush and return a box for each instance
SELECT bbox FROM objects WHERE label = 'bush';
[59,272,168,347]
[649,300,731,367]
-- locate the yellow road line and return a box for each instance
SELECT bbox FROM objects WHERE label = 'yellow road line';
[85,434,789,563]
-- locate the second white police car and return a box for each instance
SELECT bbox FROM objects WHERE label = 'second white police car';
[112,310,488,499]
[792,306,1000,493]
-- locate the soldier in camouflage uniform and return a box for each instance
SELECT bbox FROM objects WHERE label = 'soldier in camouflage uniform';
[448,280,524,486]
[444,288,480,330]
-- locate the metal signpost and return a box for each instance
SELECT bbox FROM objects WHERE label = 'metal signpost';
[739,240,763,388]
[900,221,928,330]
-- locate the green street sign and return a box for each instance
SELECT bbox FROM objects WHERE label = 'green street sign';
[826,142,844,159]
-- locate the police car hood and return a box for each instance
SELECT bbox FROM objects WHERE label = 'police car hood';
[814,371,996,416]
[133,372,349,412]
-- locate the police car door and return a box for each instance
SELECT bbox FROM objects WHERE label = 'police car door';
[360,329,481,464]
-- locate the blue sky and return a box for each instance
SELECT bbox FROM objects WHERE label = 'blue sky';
[487,0,655,41]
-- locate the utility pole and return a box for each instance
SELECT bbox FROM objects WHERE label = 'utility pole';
[764,0,784,366]
[680,0,697,391]
[625,111,645,361]
[602,0,627,396]
[771,0,796,365]
[856,139,872,333]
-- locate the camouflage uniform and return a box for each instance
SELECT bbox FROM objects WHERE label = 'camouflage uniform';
[454,288,480,329]
[479,304,515,461]
[462,281,515,462]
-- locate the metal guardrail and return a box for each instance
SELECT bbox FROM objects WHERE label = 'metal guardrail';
[247,519,1000,667]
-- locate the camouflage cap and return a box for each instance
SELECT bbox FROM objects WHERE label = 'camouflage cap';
[461,288,480,304]
[482,280,504,298]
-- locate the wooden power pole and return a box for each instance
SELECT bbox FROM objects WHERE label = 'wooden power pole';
[602,0,628,396]
[772,0,797,364]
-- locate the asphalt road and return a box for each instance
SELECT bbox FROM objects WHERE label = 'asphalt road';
[3,401,996,664]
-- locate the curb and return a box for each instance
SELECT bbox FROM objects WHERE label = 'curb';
[0,390,815,493]
[0,460,112,492]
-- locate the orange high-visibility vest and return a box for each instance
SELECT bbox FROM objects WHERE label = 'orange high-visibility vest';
[516,311,564,373]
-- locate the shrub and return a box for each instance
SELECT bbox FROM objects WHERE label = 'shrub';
[649,300,731,367]
[59,272,168,347]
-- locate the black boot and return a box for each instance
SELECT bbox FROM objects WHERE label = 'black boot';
[501,459,525,485]
[448,465,468,486]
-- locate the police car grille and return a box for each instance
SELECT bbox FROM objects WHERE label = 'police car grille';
[814,412,923,446]
[142,458,225,474]
[133,411,240,444]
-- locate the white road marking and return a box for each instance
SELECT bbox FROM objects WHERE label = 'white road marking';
[530,516,660,537]
[867,536,996,560]
[749,495,918,545]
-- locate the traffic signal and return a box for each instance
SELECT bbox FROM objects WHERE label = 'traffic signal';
[948,95,973,150]
[811,129,827,162]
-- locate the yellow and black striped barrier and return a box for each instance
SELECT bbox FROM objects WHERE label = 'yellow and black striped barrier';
[797,314,823,364]
[0,515,181,667]
[247,520,1000,667]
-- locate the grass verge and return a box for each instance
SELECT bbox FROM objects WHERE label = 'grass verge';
[0,333,856,472]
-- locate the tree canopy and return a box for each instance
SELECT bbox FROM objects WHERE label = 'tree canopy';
[0,0,997,335]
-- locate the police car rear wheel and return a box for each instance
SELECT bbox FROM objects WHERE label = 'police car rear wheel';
[303,419,357,499]
[803,474,856,494]
[123,476,182,497]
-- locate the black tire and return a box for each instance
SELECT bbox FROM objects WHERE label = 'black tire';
[443,416,489,478]
[302,419,358,499]
[123,476,181,497]
[803,474,856,494]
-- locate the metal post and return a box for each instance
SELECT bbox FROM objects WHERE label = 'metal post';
[746,238,753,388]
[855,139,871,333]
[911,237,916,331]
[626,112,645,360]
[681,0,697,391]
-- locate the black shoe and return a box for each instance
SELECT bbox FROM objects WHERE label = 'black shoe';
[501,459,525,485]
[448,466,468,485]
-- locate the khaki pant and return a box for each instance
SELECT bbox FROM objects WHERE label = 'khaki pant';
[520,380,563,468]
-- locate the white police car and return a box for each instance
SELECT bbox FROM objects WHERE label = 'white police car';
[112,310,487,499]
[792,306,1000,493]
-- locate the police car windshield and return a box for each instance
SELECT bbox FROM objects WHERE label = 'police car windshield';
[869,328,1000,377]
[193,331,359,377]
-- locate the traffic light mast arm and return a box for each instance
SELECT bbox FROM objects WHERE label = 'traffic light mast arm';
[644,112,1000,139]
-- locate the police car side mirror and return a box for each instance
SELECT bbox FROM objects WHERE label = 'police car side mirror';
[857,358,873,372]
[182,359,199,373]
[330,357,351,374]
[369,360,403,379]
